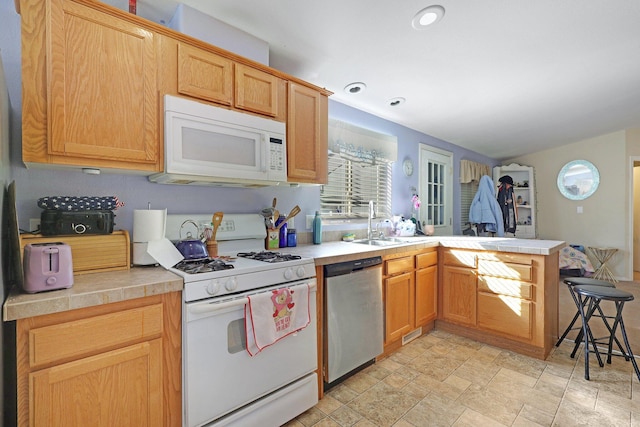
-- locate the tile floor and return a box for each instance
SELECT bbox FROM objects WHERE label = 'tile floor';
[285,279,640,426]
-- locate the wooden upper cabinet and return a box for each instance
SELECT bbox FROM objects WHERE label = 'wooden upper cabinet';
[177,43,233,106]
[287,82,328,184]
[235,63,280,117]
[21,0,161,171]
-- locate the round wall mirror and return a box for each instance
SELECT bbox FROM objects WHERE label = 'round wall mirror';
[557,160,600,200]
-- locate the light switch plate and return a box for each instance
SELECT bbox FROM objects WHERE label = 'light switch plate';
[306,215,314,229]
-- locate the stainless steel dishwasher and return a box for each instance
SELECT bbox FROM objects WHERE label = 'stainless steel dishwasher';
[324,256,383,388]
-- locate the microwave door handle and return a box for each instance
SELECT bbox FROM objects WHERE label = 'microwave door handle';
[261,134,267,172]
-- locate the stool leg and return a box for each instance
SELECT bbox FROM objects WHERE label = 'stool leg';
[571,298,603,364]
[556,310,581,347]
[577,295,604,380]
[595,302,629,362]
[570,293,594,358]
[611,301,640,382]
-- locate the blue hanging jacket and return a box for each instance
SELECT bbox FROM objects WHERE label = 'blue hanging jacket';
[469,175,505,236]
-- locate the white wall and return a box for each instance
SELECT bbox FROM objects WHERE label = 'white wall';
[508,130,634,280]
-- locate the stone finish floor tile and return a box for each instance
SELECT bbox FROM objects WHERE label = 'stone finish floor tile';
[292,299,640,427]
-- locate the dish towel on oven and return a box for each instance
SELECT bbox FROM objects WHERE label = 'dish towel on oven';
[245,283,311,356]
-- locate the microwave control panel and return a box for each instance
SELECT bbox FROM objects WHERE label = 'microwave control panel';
[269,137,285,173]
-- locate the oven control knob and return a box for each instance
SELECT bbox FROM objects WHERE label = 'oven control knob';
[296,266,307,278]
[284,268,294,281]
[206,281,220,295]
[225,277,238,292]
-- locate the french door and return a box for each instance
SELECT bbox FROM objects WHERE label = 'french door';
[419,145,453,235]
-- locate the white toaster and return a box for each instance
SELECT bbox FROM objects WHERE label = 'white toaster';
[23,243,74,293]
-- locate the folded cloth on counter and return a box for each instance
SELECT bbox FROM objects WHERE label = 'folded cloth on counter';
[37,196,124,211]
[559,245,595,273]
[245,283,310,356]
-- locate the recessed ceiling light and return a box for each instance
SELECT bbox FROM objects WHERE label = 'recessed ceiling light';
[344,82,367,94]
[387,97,406,107]
[412,5,445,30]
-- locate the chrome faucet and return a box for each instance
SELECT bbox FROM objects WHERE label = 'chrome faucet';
[367,200,375,239]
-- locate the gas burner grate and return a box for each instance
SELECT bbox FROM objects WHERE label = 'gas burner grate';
[237,251,302,263]
[173,258,235,274]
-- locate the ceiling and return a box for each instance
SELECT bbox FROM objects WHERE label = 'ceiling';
[106,0,640,160]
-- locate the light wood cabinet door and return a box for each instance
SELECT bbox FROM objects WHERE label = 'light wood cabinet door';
[287,82,328,184]
[415,265,437,326]
[235,63,280,117]
[477,292,532,340]
[177,43,233,106]
[44,0,159,169]
[441,265,477,326]
[384,272,414,343]
[30,339,163,427]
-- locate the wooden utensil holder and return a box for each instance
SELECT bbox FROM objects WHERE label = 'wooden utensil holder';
[206,240,218,258]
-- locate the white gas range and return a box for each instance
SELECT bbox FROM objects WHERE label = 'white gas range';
[165,214,318,427]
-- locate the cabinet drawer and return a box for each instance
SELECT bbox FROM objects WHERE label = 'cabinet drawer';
[442,250,476,268]
[478,276,533,300]
[385,256,414,276]
[477,292,532,340]
[417,250,437,269]
[477,259,532,281]
[477,252,533,266]
[28,304,163,368]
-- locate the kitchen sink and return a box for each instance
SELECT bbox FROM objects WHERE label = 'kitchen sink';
[351,238,404,246]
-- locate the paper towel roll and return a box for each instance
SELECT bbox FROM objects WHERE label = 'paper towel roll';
[133,209,166,242]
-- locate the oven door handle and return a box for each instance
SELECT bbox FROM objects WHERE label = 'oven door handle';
[188,282,317,315]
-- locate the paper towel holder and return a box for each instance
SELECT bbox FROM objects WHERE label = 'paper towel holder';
[132,206,166,266]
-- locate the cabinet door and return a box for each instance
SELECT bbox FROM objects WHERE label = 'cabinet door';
[441,265,477,326]
[415,265,437,326]
[47,0,159,169]
[235,63,280,117]
[287,82,328,184]
[478,292,532,340]
[384,272,414,343]
[30,339,163,427]
[177,43,233,105]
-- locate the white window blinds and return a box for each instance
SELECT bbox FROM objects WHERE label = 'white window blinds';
[321,120,397,219]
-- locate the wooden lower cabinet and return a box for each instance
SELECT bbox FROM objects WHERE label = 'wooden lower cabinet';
[415,264,437,325]
[438,248,559,359]
[384,271,414,343]
[382,248,438,354]
[16,292,182,427]
[441,265,477,326]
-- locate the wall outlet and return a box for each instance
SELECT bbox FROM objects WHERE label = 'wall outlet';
[306,215,314,229]
[29,218,41,232]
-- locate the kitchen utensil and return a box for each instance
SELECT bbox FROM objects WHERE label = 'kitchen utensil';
[272,209,279,226]
[272,197,277,209]
[275,205,301,230]
[211,212,223,241]
[260,207,275,227]
[176,220,208,260]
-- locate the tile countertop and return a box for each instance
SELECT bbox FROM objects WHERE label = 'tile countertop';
[3,267,183,322]
[3,236,565,321]
[289,236,566,266]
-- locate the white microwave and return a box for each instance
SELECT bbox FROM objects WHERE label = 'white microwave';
[149,95,287,187]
